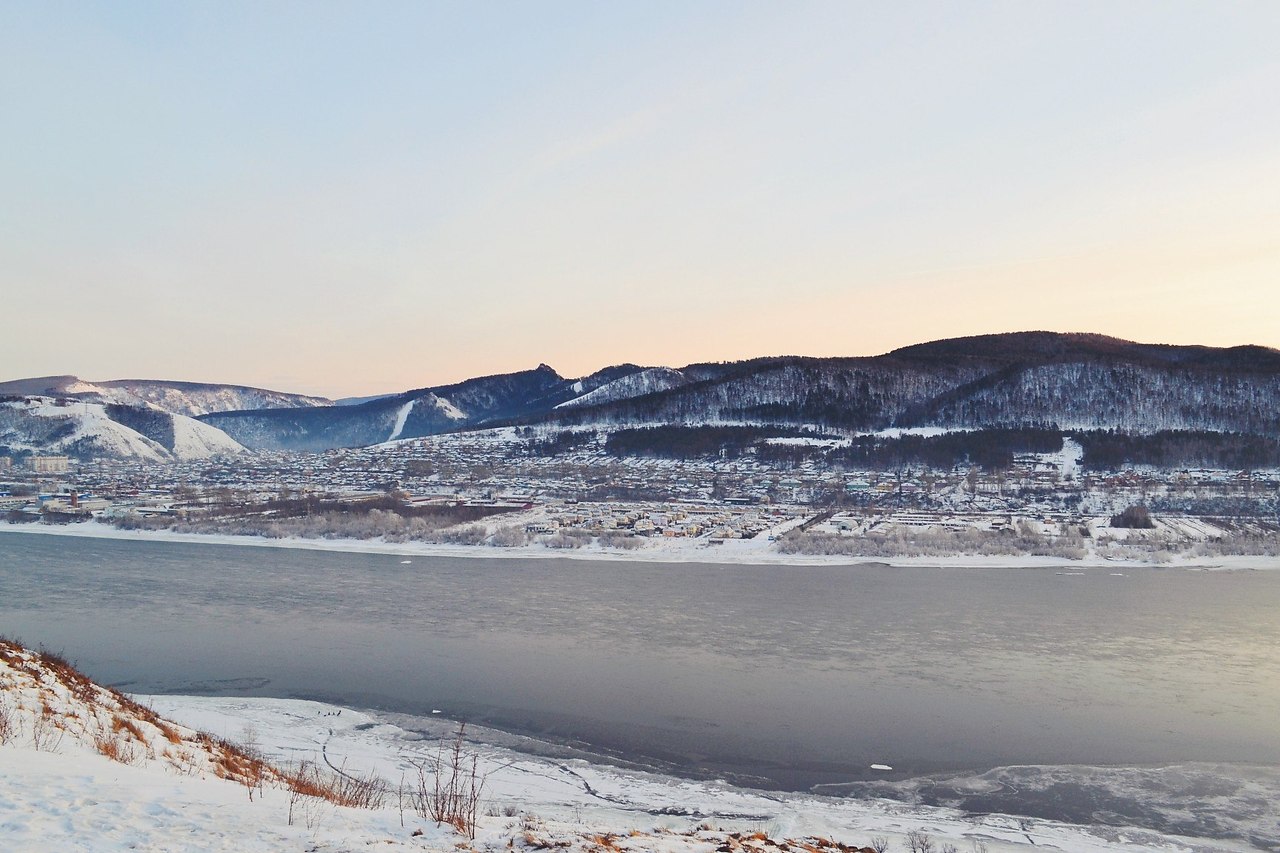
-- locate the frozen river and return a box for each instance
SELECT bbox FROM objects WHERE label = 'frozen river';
[3,530,1279,844]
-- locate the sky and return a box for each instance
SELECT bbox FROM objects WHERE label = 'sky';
[3,1,1279,398]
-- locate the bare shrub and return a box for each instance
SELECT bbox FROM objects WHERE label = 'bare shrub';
[0,695,16,744]
[31,701,64,752]
[412,723,488,839]
[439,524,488,545]
[157,505,499,544]
[490,526,530,547]
[1190,532,1280,557]
[287,760,331,830]
[906,831,935,853]
[779,526,1089,560]
[869,836,891,853]
[599,531,642,549]
[544,533,585,549]
[321,759,389,809]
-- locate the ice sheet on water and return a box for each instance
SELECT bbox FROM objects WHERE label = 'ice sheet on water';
[817,763,1280,849]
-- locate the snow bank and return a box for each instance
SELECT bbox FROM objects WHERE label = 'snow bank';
[4,520,1276,572]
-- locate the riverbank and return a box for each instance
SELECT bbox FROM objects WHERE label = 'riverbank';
[2,518,1276,571]
[0,636,1255,852]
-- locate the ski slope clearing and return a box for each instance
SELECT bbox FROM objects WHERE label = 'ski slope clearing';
[556,368,688,409]
[167,410,249,458]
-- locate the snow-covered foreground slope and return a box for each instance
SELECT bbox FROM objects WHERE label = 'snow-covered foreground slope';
[0,639,1247,852]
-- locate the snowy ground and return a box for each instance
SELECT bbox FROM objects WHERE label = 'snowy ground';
[3,520,1277,572]
[0,639,1250,852]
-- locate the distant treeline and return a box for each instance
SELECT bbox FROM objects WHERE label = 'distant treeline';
[1075,430,1280,470]
[594,425,1280,471]
[604,425,830,459]
[829,428,1062,470]
[524,430,597,456]
[197,493,515,524]
[603,425,1061,469]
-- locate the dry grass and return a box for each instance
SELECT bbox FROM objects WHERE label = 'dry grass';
[94,733,139,764]
[156,720,183,745]
[112,714,147,743]
[284,759,389,828]
[1,636,409,818]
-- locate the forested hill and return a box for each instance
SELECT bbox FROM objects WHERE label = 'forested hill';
[542,332,1280,435]
[198,364,646,451]
[193,332,1280,451]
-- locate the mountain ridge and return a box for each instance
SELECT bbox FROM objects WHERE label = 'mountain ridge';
[201,332,1280,452]
[8,332,1280,457]
[0,375,332,417]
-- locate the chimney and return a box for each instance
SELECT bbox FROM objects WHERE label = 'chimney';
[70,491,78,508]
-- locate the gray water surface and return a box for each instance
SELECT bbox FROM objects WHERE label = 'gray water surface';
[3,531,1279,821]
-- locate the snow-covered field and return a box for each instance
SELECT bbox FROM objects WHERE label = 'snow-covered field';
[3,520,1277,572]
[0,640,1250,852]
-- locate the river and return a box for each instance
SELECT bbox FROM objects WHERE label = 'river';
[3,530,1278,845]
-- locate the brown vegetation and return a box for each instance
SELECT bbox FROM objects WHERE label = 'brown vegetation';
[94,732,139,764]
[0,636,388,812]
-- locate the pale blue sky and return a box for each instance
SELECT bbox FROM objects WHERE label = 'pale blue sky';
[3,2,1279,396]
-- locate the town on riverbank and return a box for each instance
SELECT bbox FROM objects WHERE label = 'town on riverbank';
[4,430,1277,564]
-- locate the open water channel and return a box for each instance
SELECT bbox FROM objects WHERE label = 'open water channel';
[3,531,1278,847]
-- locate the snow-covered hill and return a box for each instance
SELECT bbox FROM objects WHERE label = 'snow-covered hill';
[556,367,689,409]
[97,379,332,417]
[0,397,245,461]
[0,375,332,417]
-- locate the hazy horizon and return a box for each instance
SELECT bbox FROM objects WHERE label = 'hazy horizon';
[5,327,1280,400]
[5,2,1279,397]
